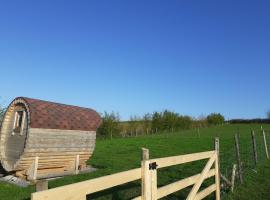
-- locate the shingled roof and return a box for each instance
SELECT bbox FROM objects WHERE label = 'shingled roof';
[15,97,101,131]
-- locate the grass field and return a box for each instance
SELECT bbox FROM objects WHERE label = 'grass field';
[224,159,270,200]
[0,123,270,200]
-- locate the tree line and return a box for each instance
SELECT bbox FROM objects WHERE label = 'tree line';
[97,110,225,139]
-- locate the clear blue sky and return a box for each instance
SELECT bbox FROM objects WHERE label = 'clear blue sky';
[0,0,270,120]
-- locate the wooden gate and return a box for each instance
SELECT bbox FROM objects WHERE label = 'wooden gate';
[136,141,220,200]
[31,138,220,200]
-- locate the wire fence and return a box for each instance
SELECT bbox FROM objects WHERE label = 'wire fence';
[219,128,270,197]
[88,125,269,199]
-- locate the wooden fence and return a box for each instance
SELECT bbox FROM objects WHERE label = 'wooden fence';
[31,139,220,200]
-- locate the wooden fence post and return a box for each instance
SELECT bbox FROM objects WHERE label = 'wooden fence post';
[231,164,237,192]
[251,130,258,165]
[27,156,39,181]
[262,130,269,159]
[151,164,157,200]
[214,137,220,200]
[75,154,80,174]
[141,148,151,200]
[235,133,243,183]
[36,180,48,192]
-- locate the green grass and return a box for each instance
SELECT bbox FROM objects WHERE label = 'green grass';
[0,124,270,200]
[224,160,270,200]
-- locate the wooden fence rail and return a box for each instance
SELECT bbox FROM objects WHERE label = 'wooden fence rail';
[31,141,220,200]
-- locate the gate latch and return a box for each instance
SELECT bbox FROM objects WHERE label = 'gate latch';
[149,162,158,170]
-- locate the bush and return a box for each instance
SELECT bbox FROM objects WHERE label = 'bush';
[96,110,226,138]
[97,111,120,139]
[207,113,225,125]
[152,111,163,131]
[152,110,193,132]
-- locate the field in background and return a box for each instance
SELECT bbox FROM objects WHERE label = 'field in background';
[0,124,270,200]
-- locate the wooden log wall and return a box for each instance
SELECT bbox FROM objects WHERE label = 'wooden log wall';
[14,128,96,179]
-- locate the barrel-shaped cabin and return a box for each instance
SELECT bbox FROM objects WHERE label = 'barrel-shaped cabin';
[0,97,101,180]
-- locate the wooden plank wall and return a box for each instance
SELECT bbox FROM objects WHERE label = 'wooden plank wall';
[14,128,96,179]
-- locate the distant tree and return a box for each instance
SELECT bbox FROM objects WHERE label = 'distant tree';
[195,115,208,128]
[142,113,152,132]
[152,111,163,132]
[152,110,192,132]
[97,111,120,139]
[206,113,225,125]
[162,110,178,131]
[129,115,142,136]
[176,115,192,130]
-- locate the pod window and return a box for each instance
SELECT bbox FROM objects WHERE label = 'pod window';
[12,111,25,135]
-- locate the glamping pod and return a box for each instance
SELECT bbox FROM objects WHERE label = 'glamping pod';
[0,97,101,180]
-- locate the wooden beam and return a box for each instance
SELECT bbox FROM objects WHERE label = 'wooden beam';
[12,111,17,135]
[27,156,39,181]
[75,155,80,174]
[31,168,141,200]
[151,169,157,200]
[20,111,26,135]
[194,184,216,200]
[186,153,216,200]
[150,151,215,169]
[36,170,75,179]
[132,169,215,200]
[221,174,232,186]
[157,169,215,199]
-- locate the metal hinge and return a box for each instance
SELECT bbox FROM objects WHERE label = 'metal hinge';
[149,162,158,170]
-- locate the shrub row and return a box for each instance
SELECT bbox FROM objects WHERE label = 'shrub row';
[229,118,270,124]
[97,110,225,138]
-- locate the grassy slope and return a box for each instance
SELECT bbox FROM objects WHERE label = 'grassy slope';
[0,124,269,200]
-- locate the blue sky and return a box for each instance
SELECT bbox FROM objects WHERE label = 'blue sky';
[0,0,270,120]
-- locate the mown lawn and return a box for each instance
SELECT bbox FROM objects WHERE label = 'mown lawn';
[0,124,269,200]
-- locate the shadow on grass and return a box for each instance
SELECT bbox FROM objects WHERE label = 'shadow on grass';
[86,181,140,200]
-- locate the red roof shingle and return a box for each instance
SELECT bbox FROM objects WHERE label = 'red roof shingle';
[17,97,101,131]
